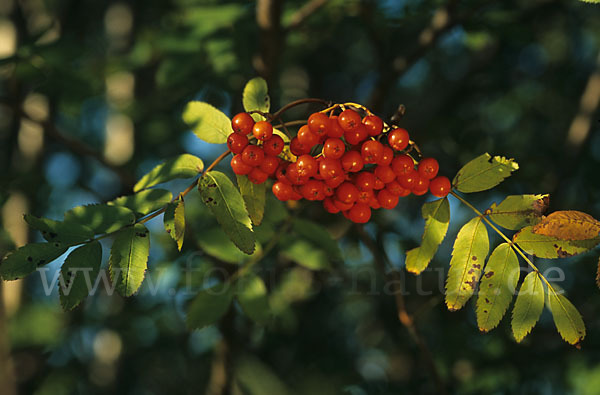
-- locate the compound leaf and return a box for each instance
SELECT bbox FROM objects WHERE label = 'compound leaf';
[237,174,266,226]
[532,210,600,241]
[134,154,204,192]
[243,77,270,121]
[546,285,586,346]
[445,217,489,311]
[488,194,549,230]
[453,153,518,193]
[514,226,600,259]
[406,197,450,274]
[64,204,136,234]
[59,241,102,310]
[109,189,172,217]
[164,200,185,251]
[512,271,545,342]
[24,214,94,246]
[0,242,67,281]
[182,101,231,144]
[109,223,150,297]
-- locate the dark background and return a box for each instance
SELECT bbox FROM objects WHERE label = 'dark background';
[1,0,600,394]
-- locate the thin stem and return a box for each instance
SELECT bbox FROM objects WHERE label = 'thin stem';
[271,98,330,120]
[273,119,307,128]
[449,190,556,290]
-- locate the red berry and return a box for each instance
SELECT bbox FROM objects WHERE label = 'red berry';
[248,167,268,184]
[275,162,290,183]
[357,189,375,204]
[259,155,279,175]
[344,124,368,145]
[308,112,330,138]
[241,145,264,167]
[231,154,252,175]
[362,115,383,136]
[378,146,393,166]
[333,198,354,211]
[253,121,273,141]
[429,176,451,197]
[374,165,396,184]
[391,154,415,176]
[361,140,384,164]
[373,177,385,190]
[323,198,340,214]
[296,154,318,178]
[386,180,410,197]
[301,180,326,201]
[319,158,344,179]
[377,189,399,209]
[338,109,362,131]
[328,116,345,138]
[231,113,254,135]
[323,138,346,159]
[418,158,439,180]
[387,128,410,151]
[398,172,418,190]
[263,134,284,156]
[272,181,294,201]
[290,137,311,156]
[412,174,430,196]
[325,175,345,188]
[341,150,364,173]
[336,182,359,204]
[297,125,319,148]
[355,172,376,191]
[286,163,309,185]
[348,203,371,223]
[227,132,249,154]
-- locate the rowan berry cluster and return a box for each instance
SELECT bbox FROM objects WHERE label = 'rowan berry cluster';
[227,107,451,223]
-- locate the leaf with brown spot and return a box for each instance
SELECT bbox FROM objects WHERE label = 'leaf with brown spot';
[452,153,519,193]
[514,226,600,259]
[488,194,549,230]
[532,210,600,241]
[546,284,586,346]
[476,243,520,333]
[445,217,489,311]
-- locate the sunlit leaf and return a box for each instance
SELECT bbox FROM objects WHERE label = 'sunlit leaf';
[64,204,136,234]
[532,210,600,241]
[445,217,489,311]
[24,214,94,246]
[406,197,450,274]
[452,153,518,193]
[134,154,204,192]
[198,171,255,255]
[243,77,270,121]
[164,200,185,251]
[109,223,150,297]
[236,274,271,324]
[237,174,265,226]
[59,241,102,310]
[488,194,549,230]
[476,243,520,332]
[109,189,172,217]
[0,243,67,281]
[514,226,600,259]
[182,101,231,144]
[187,282,234,329]
[512,271,545,342]
[546,285,586,346]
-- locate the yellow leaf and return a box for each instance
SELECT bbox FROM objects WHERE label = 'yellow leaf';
[532,210,600,241]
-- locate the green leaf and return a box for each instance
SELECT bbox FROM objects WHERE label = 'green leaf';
[511,271,545,342]
[237,175,266,226]
[476,243,520,332]
[243,77,270,121]
[64,204,136,234]
[292,219,342,261]
[513,226,600,259]
[109,189,172,217]
[59,241,102,310]
[24,214,94,246]
[445,217,489,311]
[488,194,549,230]
[198,171,255,255]
[198,227,260,264]
[134,154,204,192]
[0,243,67,281]
[182,101,232,144]
[236,274,271,324]
[546,285,586,346]
[187,282,234,329]
[281,239,330,270]
[452,153,519,193]
[109,223,150,297]
[579,0,600,3]
[164,200,185,251]
[405,198,450,274]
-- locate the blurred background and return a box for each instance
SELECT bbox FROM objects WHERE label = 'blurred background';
[1,0,600,394]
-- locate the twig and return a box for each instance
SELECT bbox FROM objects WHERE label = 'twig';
[284,0,329,32]
[354,225,447,395]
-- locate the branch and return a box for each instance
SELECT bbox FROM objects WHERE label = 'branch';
[255,0,284,84]
[354,225,447,395]
[284,0,329,32]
